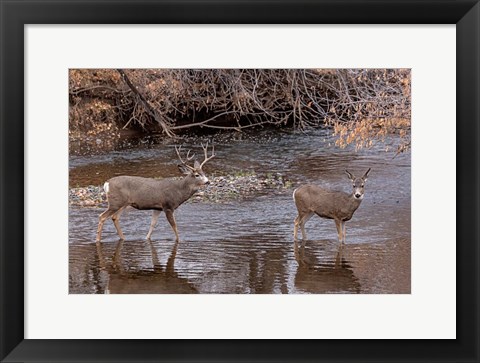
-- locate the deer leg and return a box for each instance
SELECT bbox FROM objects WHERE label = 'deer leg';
[335,219,343,243]
[293,215,300,240]
[165,210,180,242]
[299,212,313,240]
[146,210,161,240]
[300,222,308,240]
[111,207,126,240]
[341,221,346,244]
[96,209,116,242]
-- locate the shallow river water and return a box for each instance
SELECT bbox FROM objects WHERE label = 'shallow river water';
[69,129,410,294]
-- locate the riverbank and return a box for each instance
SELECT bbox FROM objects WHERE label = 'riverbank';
[69,172,293,207]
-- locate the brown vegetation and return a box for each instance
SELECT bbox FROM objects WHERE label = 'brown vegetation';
[69,69,410,152]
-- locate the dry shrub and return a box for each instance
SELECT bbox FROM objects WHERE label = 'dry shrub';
[327,70,411,152]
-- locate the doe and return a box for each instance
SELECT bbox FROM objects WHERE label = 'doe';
[96,143,215,242]
[293,168,371,243]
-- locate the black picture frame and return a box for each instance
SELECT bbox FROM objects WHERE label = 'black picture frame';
[1,1,478,362]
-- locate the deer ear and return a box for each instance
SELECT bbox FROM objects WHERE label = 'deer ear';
[345,170,354,180]
[194,160,201,169]
[178,164,191,175]
[362,168,371,181]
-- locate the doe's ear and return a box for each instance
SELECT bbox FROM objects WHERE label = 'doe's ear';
[178,164,191,175]
[345,170,354,180]
[194,160,201,169]
[362,167,371,181]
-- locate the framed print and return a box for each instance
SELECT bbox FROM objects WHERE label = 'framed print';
[1,0,479,362]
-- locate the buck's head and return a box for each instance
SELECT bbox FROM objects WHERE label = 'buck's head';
[345,168,371,200]
[176,143,215,187]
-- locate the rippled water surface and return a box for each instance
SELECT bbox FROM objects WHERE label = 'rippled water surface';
[69,129,410,294]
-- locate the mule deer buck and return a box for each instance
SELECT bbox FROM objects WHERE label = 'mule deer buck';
[293,168,371,243]
[96,143,215,242]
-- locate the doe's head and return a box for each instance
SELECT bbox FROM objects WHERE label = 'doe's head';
[345,168,371,200]
[175,143,215,186]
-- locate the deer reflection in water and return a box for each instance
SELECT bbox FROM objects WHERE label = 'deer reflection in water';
[96,239,197,294]
[293,239,361,294]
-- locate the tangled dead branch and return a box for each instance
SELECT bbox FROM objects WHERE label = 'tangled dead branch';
[69,69,410,152]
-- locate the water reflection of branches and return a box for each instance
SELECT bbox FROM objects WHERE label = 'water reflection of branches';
[293,239,361,294]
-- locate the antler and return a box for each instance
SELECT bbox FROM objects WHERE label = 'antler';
[174,145,195,171]
[199,142,216,169]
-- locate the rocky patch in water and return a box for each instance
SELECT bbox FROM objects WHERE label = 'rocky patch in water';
[69,172,293,207]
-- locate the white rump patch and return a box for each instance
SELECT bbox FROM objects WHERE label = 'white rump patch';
[103,182,109,194]
[292,188,298,201]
